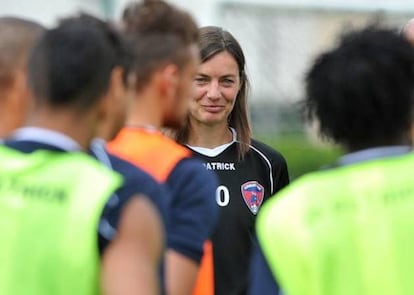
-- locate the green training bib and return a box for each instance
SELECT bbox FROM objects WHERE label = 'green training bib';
[0,146,122,295]
[257,153,414,295]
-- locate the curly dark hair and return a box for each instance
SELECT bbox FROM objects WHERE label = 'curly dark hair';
[305,25,414,150]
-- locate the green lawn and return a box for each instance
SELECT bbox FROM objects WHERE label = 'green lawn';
[255,132,343,180]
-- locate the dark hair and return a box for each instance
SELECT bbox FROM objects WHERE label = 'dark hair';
[28,13,129,110]
[0,17,44,92]
[122,0,199,90]
[176,26,252,159]
[305,25,414,150]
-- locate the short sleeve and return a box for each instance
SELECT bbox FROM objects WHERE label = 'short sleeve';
[97,153,170,254]
[166,157,218,263]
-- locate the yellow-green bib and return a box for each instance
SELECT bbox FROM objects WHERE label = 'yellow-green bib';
[0,146,122,295]
[257,153,414,295]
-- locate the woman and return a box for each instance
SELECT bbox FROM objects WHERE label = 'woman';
[176,26,290,295]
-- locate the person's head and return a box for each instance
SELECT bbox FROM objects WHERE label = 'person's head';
[28,13,131,145]
[403,18,414,46]
[176,26,251,158]
[0,17,44,138]
[305,25,414,152]
[122,0,199,129]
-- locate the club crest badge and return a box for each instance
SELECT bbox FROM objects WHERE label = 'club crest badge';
[241,181,264,215]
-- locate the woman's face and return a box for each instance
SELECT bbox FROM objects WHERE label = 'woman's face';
[189,50,241,127]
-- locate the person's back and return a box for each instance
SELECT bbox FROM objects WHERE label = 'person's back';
[108,1,218,294]
[0,14,164,294]
[254,26,414,295]
[110,127,190,182]
[0,146,121,294]
[258,152,414,295]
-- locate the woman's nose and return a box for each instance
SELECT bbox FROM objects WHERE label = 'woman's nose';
[206,81,221,100]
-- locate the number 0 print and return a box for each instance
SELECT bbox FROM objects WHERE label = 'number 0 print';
[216,185,230,206]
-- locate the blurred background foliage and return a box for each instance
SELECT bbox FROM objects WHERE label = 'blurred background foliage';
[257,132,342,181]
[251,102,343,180]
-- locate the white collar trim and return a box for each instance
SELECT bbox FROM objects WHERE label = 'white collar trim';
[187,128,237,157]
[338,145,411,166]
[10,127,82,151]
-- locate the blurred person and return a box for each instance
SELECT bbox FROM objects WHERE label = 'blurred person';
[0,14,165,294]
[403,18,414,45]
[175,26,289,295]
[107,1,218,294]
[0,17,44,139]
[253,26,414,295]
[83,19,171,293]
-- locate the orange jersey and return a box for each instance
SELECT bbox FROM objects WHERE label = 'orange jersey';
[107,127,191,182]
[193,241,214,295]
[109,126,219,294]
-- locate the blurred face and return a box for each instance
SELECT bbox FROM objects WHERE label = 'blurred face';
[164,44,200,129]
[404,19,414,46]
[108,84,129,140]
[4,69,31,137]
[190,50,240,127]
[99,67,132,141]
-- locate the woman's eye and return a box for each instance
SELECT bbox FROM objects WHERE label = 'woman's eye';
[194,77,207,84]
[222,79,234,85]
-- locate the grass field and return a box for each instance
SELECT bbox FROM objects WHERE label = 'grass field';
[256,132,343,180]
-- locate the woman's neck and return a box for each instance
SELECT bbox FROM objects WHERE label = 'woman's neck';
[188,121,233,148]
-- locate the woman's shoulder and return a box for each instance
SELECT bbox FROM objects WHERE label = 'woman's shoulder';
[247,138,287,165]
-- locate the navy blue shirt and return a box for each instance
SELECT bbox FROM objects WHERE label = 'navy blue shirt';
[165,157,218,262]
[90,139,170,252]
[249,243,281,295]
[93,137,218,263]
[108,126,219,264]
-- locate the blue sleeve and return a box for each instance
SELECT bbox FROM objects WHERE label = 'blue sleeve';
[166,157,218,263]
[249,242,282,295]
[97,152,170,254]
